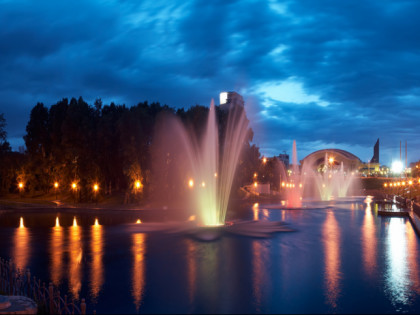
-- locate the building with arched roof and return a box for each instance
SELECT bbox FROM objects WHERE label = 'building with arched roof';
[301,149,362,172]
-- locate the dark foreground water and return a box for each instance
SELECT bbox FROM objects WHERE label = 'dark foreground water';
[0,198,419,314]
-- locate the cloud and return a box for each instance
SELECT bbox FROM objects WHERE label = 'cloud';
[0,0,419,165]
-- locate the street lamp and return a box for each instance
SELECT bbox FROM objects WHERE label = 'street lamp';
[71,182,78,203]
[93,183,99,204]
[18,182,24,196]
[135,180,141,190]
[54,182,59,200]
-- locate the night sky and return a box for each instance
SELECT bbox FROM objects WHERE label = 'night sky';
[1,0,420,166]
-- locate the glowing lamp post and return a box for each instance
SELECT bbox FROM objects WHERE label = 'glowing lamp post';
[54,182,59,200]
[188,179,194,188]
[262,157,267,164]
[135,180,141,190]
[134,180,142,204]
[93,183,99,204]
[18,182,24,197]
[71,182,78,204]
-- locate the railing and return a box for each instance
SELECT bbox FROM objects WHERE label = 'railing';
[0,257,86,314]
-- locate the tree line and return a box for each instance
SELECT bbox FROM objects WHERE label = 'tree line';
[0,97,271,203]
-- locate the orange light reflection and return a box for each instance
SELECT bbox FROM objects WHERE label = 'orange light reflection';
[362,200,376,277]
[13,217,29,272]
[50,218,63,286]
[323,211,341,309]
[131,233,146,311]
[69,219,82,299]
[90,220,104,301]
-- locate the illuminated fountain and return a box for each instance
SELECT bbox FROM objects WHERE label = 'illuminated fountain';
[304,153,356,201]
[153,99,249,226]
[184,100,249,226]
[134,98,293,240]
[284,140,303,208]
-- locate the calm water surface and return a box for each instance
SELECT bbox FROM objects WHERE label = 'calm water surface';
[0,198,419,314]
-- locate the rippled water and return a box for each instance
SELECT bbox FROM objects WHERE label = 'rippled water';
[0,198,419,313]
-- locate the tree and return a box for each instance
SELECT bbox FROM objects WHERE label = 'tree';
[0,113,14,194]
[24,103,50,193]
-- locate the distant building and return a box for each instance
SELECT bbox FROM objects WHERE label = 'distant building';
[360,139,381,176]
[301,149,362,172]
[277,153,290,169]
[371,138,379,163]
[219,91,244,108]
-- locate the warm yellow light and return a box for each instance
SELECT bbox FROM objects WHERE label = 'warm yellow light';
[93,184,99,191]
[18,182,23,189]
[384,183,388,188]
[19,217,24,228]
[286,183,289,188]
[54,182,59,188]
[72,182,77,190]
[254,182,258,188]
[409,180,413,185]
[329,157,334,164]
[136,219,141,224]
[253,172,257,178]
[397,182,401,186]
[322,184,326,188]
[402,181,406,186]
[55,217,60,227]
[94,218,99,226]
[299,183,302,188]
[188,215,196,221]
[214,172,218,178]
[73,217,78,227]
[201,181,206,188]
[188,179,194,188]
[135,180,141,189]
[262,157,267,164]
[281,182,285,187]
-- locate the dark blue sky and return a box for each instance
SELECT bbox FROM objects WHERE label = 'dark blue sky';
[1,0,419,165]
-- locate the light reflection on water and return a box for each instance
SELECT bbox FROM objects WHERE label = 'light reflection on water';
[362,200,377,277]
[51,219,64,286]
[90,220,104,301]
[131,233,146,311]
[13,218,29,272]
[407,220,420,294]
[323,210,341,310]
[252,238,269,312]
[69,218,82,300]
[186,238,197,306]
[384,217,420,310]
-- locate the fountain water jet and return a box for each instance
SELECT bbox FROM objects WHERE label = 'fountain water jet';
[152,100,250,226]
[308,153,356,200]
[283,140,303,208]
[138,98,295,240]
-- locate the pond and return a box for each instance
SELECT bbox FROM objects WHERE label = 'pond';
[0,197,419,313]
